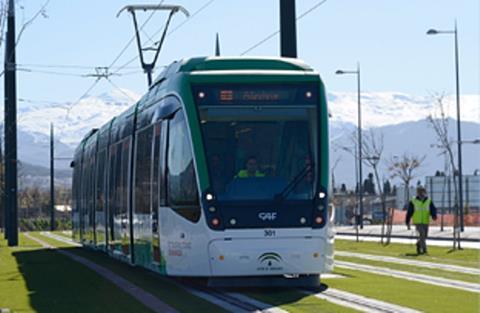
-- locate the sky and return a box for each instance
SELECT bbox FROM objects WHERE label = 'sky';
[3,0,480,107]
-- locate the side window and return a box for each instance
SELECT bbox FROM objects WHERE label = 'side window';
[167,110,200,222]
[152,122,162,210]
[134,125,154,215]
[96,149,107,212]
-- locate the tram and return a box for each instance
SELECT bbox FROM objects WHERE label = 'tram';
[71,57,333,287]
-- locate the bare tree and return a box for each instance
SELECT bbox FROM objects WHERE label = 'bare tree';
[427,93,462,250]
[0,0,50,76]
[388,153,426,208]
[362,130,390,243]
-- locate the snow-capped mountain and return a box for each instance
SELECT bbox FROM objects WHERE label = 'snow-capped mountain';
[1,89,479,186]
[328,92,479,128]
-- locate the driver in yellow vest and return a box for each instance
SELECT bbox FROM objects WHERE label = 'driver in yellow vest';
[236,156,265,178]
[406,186,437,254]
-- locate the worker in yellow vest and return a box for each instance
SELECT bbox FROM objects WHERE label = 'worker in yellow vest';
[236,156,265,178]
[406,186,437,254]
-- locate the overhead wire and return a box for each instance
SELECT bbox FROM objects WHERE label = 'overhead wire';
[17,63,138,70]
[240,0,328,55]
[106,77,137,102]
[64,78,102,119]
[16,67,87,77]
[15,0,216,123]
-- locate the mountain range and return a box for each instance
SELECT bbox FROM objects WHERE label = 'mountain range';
[1,89,479,188]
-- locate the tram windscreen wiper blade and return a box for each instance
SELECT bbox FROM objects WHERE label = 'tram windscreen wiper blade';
[274,164,313,202]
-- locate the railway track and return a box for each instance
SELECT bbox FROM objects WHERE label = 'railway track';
[37,232,426,313]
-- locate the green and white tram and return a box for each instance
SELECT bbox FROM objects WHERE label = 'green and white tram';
[72,57,333,286]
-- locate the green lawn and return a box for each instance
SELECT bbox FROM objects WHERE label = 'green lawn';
[26,232,480,313]
[323,268,479,313]
[33,232,227,313]
[37,232,357,313]
[0,234,153,313]
[336,255,480,284]
[335,239,480,268]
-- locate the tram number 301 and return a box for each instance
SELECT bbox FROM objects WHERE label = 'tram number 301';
[264,230,276,237]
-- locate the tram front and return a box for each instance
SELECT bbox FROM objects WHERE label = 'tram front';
[193,81,333,286]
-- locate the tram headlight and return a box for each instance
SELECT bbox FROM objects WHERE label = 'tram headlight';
[208,206,216,213]
[315,216,323,224]
[318,191,326,199]
[211,218,220,227]
[205,193,214,201]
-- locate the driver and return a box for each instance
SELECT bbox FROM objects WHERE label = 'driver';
[236,156,265,178]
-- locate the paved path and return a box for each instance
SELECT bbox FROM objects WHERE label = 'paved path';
[336,260,480,293]
[335,225,480,241]
[306,288,422,313]
[25,233,179,313]
[335,234,480,249]
[336,251,480,275]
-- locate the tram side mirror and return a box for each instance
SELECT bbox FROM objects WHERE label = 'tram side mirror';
[70,161,75,168]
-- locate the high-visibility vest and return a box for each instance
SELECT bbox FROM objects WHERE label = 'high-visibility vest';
[411,197,431,225]
[236,170,265,178]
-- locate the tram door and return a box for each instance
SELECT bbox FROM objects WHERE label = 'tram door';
[151,121,165,268]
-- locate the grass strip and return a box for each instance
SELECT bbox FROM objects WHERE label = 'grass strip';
[1,234,153,313]
[336,255,480,284]
[33,232,228,313]
[335,239,479,268]
[323,267,479,313]
[245,289,359,313]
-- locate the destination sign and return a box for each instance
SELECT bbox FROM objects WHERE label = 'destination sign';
[192,84,318,106]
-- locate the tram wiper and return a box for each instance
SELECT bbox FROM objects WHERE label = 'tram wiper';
[274,164,313,202]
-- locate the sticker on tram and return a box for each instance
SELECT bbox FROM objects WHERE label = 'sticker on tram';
[257,252,283,271]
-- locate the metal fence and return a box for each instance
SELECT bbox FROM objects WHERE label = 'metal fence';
[426,175,480,213]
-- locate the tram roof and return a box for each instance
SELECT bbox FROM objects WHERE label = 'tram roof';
[180,57,313,72]
[153,56,314,85]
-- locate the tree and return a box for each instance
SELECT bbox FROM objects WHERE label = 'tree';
[364,173,375,195]
[0,0,50,76]
[383,180,391,195]
[427,93,462,249]
[388,153,426,206]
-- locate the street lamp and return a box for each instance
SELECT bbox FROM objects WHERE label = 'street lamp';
[336,63,364,228]
[427,21,464,231]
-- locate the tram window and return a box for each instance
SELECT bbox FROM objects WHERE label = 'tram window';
[167,110,200,223]
[152,122,162,210]
[134,125,154,215]
[107,144,118,240]
[200,106,317,201]
[96,149,107,212]
[118,139,131,219]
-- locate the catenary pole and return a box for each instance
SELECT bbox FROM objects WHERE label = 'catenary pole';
[4,0,18,246]
[357,63,364,229]
[280,0,297,57]
[50,123,55,231]
[453,22,464,232]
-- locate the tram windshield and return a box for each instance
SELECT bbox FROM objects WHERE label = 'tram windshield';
[198,98,318,202]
